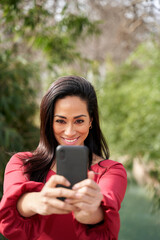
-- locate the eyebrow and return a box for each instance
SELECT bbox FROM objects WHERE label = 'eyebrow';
[54,114,87,119]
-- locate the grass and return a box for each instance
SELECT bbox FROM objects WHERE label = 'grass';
[119,183,160,240]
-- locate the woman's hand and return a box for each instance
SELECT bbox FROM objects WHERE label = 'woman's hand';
[37,175,80,215]
[17,175,78,217]
[65,171,104,225]
[17,172,104,223]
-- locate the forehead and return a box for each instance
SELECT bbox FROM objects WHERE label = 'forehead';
[54,96,88,114]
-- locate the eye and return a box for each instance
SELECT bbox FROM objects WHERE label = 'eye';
[75,119,84,124]
[55,119,66,124]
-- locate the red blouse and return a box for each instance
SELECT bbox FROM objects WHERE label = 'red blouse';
[0,153,127,240]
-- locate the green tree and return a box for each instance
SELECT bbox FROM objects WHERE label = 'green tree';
[0,51,40,197]
[0,0,99,65]
[0,0,99,200]
[100,41,160,208]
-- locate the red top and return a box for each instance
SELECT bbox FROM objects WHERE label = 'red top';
[0,152,127,240]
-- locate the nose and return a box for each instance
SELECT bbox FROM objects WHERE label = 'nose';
[64,123,76,137]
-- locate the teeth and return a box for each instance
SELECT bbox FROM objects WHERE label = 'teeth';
[65,139,77,143]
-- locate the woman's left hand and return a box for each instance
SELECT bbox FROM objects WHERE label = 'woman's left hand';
[65,171,104,225]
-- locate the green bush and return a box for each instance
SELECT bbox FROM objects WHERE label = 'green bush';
[0,51,39,197]
[100,41,160,161]
[99,41,160,207]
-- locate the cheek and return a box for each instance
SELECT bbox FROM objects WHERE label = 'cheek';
[79,125,90,135]
[53,124,62,135]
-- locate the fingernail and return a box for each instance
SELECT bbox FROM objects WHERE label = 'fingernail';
[72,184,78,190]
[66,181,71,186]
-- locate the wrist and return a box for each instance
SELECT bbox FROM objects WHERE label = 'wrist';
[17,192,39,218]
[28,192,40,215]
[74,206,104,225]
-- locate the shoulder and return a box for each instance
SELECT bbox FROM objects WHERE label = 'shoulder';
[3,152,33,192]
[99,159,125,169]
[92,160,127,199]
[5,152,32,172]
[92,154,125,170]
[92,158,125,169]
[91,159,127,179]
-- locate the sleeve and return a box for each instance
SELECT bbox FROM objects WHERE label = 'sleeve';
[72,161,127,240]
[0,153,47,240]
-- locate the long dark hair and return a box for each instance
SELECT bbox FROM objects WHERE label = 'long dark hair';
[22,76,110,182]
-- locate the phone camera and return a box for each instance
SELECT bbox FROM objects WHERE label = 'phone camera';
[60,149,65,160]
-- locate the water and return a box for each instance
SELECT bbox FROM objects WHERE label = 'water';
[119,184,160,240]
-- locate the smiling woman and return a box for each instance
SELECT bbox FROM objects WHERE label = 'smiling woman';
[53,96,92,146]
[0,76,127,240]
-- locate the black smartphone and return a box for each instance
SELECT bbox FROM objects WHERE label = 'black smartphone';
[56,145,89,191]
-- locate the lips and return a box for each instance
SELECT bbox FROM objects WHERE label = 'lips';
[62,137,79,144]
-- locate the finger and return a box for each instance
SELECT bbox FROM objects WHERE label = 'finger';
[65,194,92,204]
[73,202,99,212]
[45,197,78,212]
[77,186,100,197]
[45,175,71,188]
[88,171,95,180]
[53,209,71,214]
[66,189,103,204]
[72,178,99,191]
[41,204,71,215]
[42,187,78,199]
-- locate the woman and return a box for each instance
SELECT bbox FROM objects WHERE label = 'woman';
[0,76,127,240]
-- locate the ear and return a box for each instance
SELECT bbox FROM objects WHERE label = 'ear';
[89,118,93,128]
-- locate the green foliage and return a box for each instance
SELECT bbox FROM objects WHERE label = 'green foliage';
[59,14,100,40]
[0,50,39,196]
[100,41,160,207]
[100,41,160,160]
[0,0,99,64]
[0,233,7,240]
[0,0,99,205]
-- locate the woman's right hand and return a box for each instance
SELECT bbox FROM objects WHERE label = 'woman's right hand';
[37,175,78,215]
[17,175,78,217]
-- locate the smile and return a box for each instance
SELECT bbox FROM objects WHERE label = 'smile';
[62,137,79,144]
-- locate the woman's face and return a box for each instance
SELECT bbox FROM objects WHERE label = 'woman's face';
[53,96,92,146]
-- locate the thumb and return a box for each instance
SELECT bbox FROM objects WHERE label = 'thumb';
[88,171,95,180]
[45,175,70,188]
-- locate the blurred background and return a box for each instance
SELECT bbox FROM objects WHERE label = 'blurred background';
[0,0,160,239]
